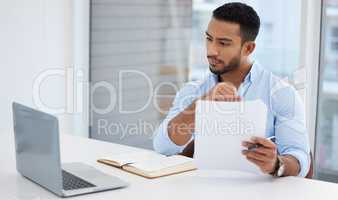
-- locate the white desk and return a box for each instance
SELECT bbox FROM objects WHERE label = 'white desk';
[1,131,338,200]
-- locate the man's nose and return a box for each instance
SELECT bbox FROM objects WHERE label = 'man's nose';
[207,43,219,57]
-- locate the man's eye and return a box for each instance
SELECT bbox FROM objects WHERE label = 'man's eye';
[206,37,212,41]
[220,42,230,46]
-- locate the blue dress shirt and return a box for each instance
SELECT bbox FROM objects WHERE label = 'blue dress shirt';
[153,62,310,177]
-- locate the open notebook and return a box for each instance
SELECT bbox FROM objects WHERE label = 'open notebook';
[97,151,197,179]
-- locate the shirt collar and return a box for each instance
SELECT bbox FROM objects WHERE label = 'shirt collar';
[244,61,259,84]
[211,61,259,84]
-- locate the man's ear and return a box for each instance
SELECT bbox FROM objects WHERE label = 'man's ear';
[242,42,256,56]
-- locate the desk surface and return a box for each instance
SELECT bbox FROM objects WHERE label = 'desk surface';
[1,131,338,200]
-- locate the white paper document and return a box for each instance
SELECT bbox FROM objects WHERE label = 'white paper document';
[194,100,267,174]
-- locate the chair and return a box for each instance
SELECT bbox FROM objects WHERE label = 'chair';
[306,151,314,178]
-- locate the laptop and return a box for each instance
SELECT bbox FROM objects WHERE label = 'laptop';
[12,102,129,197]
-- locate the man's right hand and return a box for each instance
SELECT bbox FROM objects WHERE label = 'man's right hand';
[200,82,241,102]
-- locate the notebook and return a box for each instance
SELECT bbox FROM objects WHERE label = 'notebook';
[97,151,197,179]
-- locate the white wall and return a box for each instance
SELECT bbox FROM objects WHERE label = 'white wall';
[0,0,73,134]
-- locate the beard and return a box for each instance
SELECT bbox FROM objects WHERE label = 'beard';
[209,55,241,76]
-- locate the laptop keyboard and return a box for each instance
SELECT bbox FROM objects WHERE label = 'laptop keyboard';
[62,170,96,190]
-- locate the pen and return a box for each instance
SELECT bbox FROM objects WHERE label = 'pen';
[247,136,276,151]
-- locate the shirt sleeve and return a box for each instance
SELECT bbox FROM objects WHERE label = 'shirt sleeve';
[271,81,311,177]
[153,82,200,156]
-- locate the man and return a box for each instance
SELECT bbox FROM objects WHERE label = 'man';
[153,2,310,177]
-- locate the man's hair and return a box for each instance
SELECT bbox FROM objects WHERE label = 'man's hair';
[212,2,260,43]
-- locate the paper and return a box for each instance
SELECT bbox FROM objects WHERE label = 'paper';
[194,100,267,174]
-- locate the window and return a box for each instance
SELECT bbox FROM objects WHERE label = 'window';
[315,1,338,183]
[331,27,338,51]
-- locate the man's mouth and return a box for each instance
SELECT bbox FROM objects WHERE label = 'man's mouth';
[208,58,223,66]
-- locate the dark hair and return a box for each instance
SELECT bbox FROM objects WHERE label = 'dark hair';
[212,2,260,43]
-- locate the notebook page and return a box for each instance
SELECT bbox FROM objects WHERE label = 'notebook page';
[102,151,166,166]
[128,155,194,172]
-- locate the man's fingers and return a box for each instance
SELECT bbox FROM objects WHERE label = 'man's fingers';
[242,142,275,158]
[230,95,241,101]
[223,87,237,95]
[213,83,237,96]
[215,87,235,96]
[242,138,278,174]
[214,95,241,102]
[241,141,256,148]
[246,157,265,166]
[249,136,276,149]
[205,83,241,101]
[251,147,275,158]
[242,150,270,162]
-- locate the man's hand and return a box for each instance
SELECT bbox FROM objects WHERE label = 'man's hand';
[241,136,278,174]
[200,82,241,101]
[168,82,240,146]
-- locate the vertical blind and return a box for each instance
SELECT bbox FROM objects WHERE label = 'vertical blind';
[90,0,192,149]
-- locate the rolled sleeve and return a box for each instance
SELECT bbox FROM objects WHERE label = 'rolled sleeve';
[153,118,187,155]
[281,148,310,177]
[271,82,310,177]
[153,82,200,155]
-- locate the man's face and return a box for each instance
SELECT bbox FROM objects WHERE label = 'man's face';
[206,18,244,75]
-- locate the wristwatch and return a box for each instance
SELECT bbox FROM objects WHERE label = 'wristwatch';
[272,156,285,177]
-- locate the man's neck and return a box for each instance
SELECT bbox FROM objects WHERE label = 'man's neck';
[219,61,253,89]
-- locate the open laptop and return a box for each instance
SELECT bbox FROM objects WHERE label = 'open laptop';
[12,102,129,197]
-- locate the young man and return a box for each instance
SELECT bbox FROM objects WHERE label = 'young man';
[153,2,310,177]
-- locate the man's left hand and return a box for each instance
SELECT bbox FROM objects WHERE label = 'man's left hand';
[241,136,278,174]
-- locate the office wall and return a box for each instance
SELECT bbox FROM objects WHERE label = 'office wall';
[0,0,73,134]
